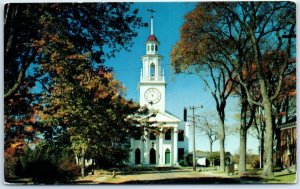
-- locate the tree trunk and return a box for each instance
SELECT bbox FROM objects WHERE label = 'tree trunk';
[259,134,264,169]
[209,140,213,166]
[239,94,248,175]
[275,106,283,169]
[209,139,213,156]
[239,125,247,175]
[91,159,95,175]
[262,101,274,177]
[81,148,85,177]
[248,28,275,177]
[258,107,265,169]
[218,115,225,172]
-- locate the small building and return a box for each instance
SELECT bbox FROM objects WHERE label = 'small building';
[196,151,210,166]
[279,120,296,170]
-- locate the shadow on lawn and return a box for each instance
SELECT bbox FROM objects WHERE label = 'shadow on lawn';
[274,172,295,177]
[119,170,188,176]
[99,176,264,184]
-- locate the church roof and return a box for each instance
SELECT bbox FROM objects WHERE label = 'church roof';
[147,34,158,42]
[149,110,181,123]
[165,110,181,120]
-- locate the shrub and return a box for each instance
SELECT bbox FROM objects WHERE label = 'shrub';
[19,141,80,184]
[58,159,81,182]
[246,154,260,169]
[4,153,18,180]
[232,154,239,164]
[185,153,193,166]
[25,160,58,184]
[179,159,188,166]
[208,152,220,166]
[4,147,26,181]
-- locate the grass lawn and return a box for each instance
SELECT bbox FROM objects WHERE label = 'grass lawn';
[263,171,297,183]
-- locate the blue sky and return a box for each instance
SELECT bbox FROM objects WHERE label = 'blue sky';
[105,2,259,154]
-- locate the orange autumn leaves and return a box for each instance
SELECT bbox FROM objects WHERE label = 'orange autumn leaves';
[75,71,124,102]
[39,65,126,126]
[171,4,225,73]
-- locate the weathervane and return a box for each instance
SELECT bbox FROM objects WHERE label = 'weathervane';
[147,9,156,18]
[147,9,156,35]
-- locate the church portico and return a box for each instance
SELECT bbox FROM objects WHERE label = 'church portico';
[128,16,189,167]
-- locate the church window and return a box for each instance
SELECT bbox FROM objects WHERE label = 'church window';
[178,148,184,160]
[165,129,171,140]
[155,45,158,51]
[151,44,154,51]
[178,130,184,141]
[147,45,150,52]
[134,135,140,140]
[150,132,156,140]
[150,63,155,80]
[134,132,141,140]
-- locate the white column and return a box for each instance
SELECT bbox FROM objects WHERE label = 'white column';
[159,128,164,165]
[173,127,178,165]
[141,140,145,164]
[143,129,148,164]
[130,139,134,164]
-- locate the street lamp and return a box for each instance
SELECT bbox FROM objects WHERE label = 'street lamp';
[184,105,203,172]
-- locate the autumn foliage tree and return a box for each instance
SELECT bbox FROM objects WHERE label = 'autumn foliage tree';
[171,4,237,172]
[4,2,144,149]
[171,2,295,177]
[4,3,146,180]
[39,61,149,176]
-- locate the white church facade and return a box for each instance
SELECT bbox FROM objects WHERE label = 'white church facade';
[128,17,189,166]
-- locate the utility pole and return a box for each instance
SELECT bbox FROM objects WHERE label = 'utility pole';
[184,105,203,172]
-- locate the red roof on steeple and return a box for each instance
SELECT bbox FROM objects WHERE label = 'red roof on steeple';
[147,34,158,42]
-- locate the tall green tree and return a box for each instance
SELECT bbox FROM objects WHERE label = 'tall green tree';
[39,62,150,176]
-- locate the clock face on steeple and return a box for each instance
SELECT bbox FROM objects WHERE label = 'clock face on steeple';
[144,88,161,104]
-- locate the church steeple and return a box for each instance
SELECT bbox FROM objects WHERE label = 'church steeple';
[146,16,160,55]
[140,16,164,83]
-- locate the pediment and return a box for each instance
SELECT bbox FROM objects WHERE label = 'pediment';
[149,110,181,123]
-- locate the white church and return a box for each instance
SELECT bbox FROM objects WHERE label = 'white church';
[128,17,189,166]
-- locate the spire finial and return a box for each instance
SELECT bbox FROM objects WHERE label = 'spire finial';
[147,9,156,35]
[151,16,154,35]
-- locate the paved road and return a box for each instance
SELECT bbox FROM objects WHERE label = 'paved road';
[74,168,263,184]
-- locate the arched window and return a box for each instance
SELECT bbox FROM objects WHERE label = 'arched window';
[155,45,158,51]
[150,148,156,164]
[150,63,155,80]
[147,45,150,52]
[151,44,154,51]
[135,148,141,164]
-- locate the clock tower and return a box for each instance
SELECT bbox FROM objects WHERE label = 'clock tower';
[139,16,166,112]
[130,15,189,167]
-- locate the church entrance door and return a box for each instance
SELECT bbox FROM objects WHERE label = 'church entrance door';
[135,148,141,164]
[150,148,156,164]
[165,149,171,164]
